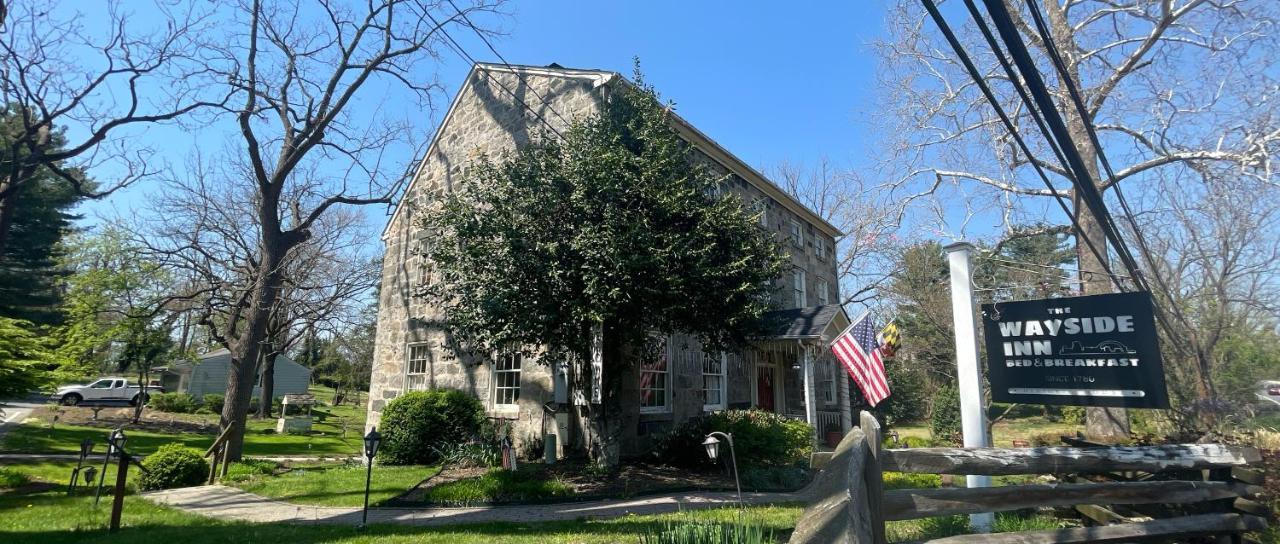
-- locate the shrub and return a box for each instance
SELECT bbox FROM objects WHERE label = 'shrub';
[0,467,29,488]
[640,518,774,544]
[140,444,210,490]
[656,409,813,469]
[424,467,574,505]
[1060,405,1085,425]
[378,389,486,465]
[929,385,961,445]
[148,392,197,414]
[739,465,810,491]
[201,394,225,412]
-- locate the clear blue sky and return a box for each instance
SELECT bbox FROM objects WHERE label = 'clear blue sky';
[79,1,889,228]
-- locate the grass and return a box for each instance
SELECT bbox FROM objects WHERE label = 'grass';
[0,487,804,544]
[2,385,367,457]
[894,415,1081,447]
[425,467,575,506]
[886,512,1071,542]
[230,461,439,507]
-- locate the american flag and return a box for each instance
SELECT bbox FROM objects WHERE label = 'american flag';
[830,313,891,406]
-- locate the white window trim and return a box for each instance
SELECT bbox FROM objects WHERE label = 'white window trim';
[819,362,837,405]
[790,218,804,248]
[817,278,830,306]
[793,268,807,308]
[815,238,828,259]
[753,197,768,228]
[405,342,431,391]
[491,352,522,408]
[639,338,671,414]
[702,352,728,412]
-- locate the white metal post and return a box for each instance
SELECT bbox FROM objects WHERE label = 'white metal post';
[801,345,817,447]
[944,241,993,532]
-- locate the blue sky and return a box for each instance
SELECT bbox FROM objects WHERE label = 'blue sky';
[79,1,889,230]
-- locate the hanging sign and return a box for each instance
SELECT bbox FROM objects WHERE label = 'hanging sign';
[981,291,1169,408]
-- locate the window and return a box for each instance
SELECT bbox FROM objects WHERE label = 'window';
[640,338,670,412]
[406,343,431,391]
[789,218,803,247]
[752,197,768,227]
[702,353,726,411]
[819,362,837,404]
[90,379,113,389]
[493,352,522,406]
[792,268,807,308]
[817,278,830,306]
[815,238,829,259]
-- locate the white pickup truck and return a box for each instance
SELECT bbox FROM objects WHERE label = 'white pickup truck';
[51,377,163,406]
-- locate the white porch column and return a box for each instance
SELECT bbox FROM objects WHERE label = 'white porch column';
[837,361,852,434]
[944,241,993,533]
[801,344,817,444]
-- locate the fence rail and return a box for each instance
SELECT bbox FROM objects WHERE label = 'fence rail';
[788,412,1271,544]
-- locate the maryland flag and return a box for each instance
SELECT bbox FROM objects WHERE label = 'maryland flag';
[877,321,901,359]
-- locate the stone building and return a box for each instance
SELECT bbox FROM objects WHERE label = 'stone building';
[367,63,853,457]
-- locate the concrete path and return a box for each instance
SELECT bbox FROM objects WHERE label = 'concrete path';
[144,483,816,526]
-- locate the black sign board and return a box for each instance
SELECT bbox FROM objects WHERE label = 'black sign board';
[981,291,1169,409]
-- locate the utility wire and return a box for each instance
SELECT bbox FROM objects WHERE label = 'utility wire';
[445,0,572,128]
[917,0,1124,291]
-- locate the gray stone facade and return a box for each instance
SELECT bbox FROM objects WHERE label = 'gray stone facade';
[368,63,846,457]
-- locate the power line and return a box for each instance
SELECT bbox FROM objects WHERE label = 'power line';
[916,0,1124,291]
[445,0,572,128]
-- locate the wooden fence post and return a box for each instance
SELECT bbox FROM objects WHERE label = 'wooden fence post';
[108,452,130,532]
[861,411,886,544]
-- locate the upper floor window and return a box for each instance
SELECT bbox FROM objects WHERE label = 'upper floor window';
[793,268,807,308]
[406,343,431,391]
[640,337,670,413]
[789,219,804,248]
[702,352,726,411]
[817,278,830,306]
[751,197,768,228]
[493,352,522,406]
[815,238,829,259]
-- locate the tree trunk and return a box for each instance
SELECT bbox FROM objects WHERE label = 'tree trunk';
[583,322,639,467]
[258,351,277,418]
[0,184,18,257]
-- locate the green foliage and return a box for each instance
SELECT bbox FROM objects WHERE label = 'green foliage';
[222,459,280,483]
[738,465,810,491]
[883,471,940,490]
[1214,330,1280,411]
[424,467,574,506]
[139,444,210,490]
[148,392,197,414]
[201,394,225,412]
[377,389,486,465]
[1060,406,1085,425]
[423,66,786,366]
[640,518,774,544]
[0,316,59,396]
[876,363,929,426]
[657,410,813,469]
[0,466,30,488]
[929,385,962,444]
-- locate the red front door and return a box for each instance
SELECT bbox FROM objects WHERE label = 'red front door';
[756,366,775,412]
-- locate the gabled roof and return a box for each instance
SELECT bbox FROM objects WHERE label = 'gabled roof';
[758,304,850,340]
[383,62,843,240]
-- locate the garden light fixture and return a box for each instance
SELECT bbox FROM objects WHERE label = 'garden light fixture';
[359,427,381,528]
[703,431,742,508]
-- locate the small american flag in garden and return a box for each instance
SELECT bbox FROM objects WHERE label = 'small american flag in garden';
[830,312,891,406]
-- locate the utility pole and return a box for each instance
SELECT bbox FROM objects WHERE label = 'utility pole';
[944,241,993,533]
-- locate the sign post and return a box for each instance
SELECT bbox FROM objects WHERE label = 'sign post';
[944,242,993,533]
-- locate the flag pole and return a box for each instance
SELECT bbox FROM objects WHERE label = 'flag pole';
[826,310,870,349]
[944,241,993,533]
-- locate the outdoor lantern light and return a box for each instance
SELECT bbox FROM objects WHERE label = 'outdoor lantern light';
[703,431,742,508]
[702,435,720,462]
[359,427,381,528]
[109,429,127,452]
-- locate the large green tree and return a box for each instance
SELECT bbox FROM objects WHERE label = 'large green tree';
[424,71,787,464]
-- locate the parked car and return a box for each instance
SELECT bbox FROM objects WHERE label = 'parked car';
[51,377,164,406]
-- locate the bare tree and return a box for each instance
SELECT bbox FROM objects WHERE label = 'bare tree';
[0,0,222,254]
[140,0,504,461]
[877,0,1279,439]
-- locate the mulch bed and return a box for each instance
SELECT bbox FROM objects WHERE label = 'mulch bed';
[27,405,218,435]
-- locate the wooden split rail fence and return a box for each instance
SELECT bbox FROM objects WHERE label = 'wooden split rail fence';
[204,424,236,483]
[790,412,1270,543]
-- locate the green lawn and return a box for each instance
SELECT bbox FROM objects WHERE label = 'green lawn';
[423,467,575,506]
[894,416,1081,447]
[230,461,439,507]
[2,385,367,457]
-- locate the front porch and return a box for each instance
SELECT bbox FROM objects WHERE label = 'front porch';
[747,305,854,450]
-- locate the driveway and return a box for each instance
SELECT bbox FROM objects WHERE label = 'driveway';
[0,394,44,443]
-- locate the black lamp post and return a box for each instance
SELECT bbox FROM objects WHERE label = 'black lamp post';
[702,431,742,507]
[359,426,381,528]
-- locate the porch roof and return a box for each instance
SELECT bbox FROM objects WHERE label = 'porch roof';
[758,304,849,341]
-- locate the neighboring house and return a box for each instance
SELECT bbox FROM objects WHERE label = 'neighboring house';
[367,63,851,457]
[152,348,312,399]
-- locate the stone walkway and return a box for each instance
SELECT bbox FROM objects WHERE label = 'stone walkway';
[144,483,817,526]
